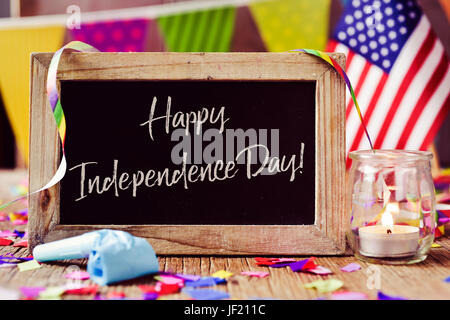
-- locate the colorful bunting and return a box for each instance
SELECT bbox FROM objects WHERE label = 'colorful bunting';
[69,19,149,52]
[249,0,330,52]
[0,26,65,162]
[157,7,236,52]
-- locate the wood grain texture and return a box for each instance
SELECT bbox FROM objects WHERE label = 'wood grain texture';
[1,215,449,300]
[28,52,346,255]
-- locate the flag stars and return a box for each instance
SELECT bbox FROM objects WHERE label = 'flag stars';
[376,24,385,32]
[352,0,361,7]
[356,22,365,31]
[347,26,356,36]
[354,10,363,19]
[345,15,354,24]
[388,31,397,40]
[390,42,399,51]
[332,0,422,73]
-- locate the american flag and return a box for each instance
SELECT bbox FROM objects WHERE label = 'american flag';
[326,0,450,165]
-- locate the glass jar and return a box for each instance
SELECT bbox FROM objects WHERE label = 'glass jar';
[347,150,435,264]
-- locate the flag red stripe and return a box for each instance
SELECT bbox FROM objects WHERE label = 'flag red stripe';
[396,53,449,149]
[419,93,450,150]
[349,72,389,152]
[373,29,435,149]
[345,61,371,119]
[326,40,338,52]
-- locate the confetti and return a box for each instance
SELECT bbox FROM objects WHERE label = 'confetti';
[38,287,65,300]
[304,279,344,293]
[0,238,13,246]
[154,275,185,286]
[241,271,269,278]
[184,277,225,288]
[431,243,442,248]
[12,219,27,226]
[64,271,90,280]
[340,263,361,272]
[20,286,46,299]
[106,291,126,299]
[274,258,297,263]
[212,270,234,279]
[142,292,158,300]
[377,291,408,300]
[305,266,333,275]
[138,284,157,293]
[13,229,25,238]
[0,230,16,237]
[444,276,450,283]
[17,260,41,272]
[255,257,297,266]
[65,285,98,295]
[289,257,317,272]
[183,288,230,300]
[331,291,368,300]
[268,263,295,268]
[13,240,28,247]
[155,282,181,295]
[174,274,201,282]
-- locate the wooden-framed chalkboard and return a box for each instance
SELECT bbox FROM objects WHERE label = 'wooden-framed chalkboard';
[28,52,346,255]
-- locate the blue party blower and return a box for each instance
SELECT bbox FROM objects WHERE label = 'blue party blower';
[33,229,159,285]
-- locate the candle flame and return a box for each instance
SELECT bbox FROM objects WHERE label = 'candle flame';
[381,203,398,230]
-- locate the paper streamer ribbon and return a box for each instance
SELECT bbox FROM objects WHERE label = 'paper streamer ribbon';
[0,42,372,211]
[290,48,374,151]
[0,41,98,210]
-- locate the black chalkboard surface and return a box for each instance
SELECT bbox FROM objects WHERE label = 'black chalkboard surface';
[59,80,316,225]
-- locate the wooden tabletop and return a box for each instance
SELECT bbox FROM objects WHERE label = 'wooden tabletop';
[1,217,449,300]
[0,170,449,300]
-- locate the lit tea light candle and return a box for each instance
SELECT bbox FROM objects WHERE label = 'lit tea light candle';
[358,203,420,258]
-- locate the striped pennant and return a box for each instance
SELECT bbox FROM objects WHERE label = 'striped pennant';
[157,7,236,52]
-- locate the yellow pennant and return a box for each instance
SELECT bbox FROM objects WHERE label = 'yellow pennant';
[249,0,331,52]
[0,26,65,164]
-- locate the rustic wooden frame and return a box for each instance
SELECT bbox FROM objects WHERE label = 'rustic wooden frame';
[29,52,346,255]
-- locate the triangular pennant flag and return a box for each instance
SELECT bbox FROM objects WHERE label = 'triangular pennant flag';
[249,0,331,52]
[68,18,149,52]
[0,26,65,163]
[157,7,236,52]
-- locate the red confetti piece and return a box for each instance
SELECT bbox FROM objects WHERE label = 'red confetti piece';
[0,238,13,246]
[139,282,180,295]
[65,285,98,295]
[138,284,157,293]
[106,291,126,299]
[13,240,28,247]
[155,282,181,295]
